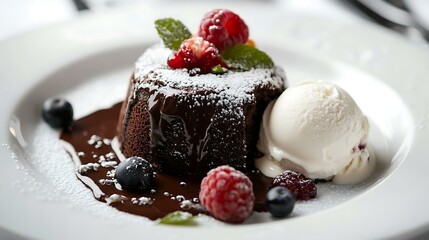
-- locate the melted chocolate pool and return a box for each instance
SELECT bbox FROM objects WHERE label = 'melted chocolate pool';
[60,103,272,220]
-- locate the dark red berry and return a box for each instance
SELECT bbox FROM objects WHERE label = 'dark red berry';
[271,170,317,201]
[198,9,249,51]
[167,37,221,74]
[167,44,197,70]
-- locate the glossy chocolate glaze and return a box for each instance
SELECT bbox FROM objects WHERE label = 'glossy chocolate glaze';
[61,103,272,220]
[116,43,286,176]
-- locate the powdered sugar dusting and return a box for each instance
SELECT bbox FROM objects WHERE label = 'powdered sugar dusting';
[134,44,286,105]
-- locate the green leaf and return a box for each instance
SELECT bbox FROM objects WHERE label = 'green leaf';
[155,18,192,50]
[159,211,197,226]
[222,44,274,70]
[211,64,228,74]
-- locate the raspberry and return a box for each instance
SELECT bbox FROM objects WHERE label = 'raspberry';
[198,9,249,51]
[199,165,254,223]
[168,37,221,74]
[271,170,317,201]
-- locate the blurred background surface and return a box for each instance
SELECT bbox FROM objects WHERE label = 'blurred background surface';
[1,0,428,46]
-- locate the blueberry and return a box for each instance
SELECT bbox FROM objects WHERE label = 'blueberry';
[42,98,73,129]
[265,186,295,218]
[115,157,154,190]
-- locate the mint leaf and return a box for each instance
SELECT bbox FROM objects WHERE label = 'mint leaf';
[222,44,274,70]
[211,64,227,74]
[155,18,192,50]
[159,211,197,226]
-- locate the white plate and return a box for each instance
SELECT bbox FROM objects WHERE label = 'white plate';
[1,2,429,239]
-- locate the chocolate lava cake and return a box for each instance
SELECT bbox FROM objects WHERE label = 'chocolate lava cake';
[117,45,286,175]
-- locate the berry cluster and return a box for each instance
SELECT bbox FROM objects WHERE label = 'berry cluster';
[169,9,248,74]
[156,9,250,74]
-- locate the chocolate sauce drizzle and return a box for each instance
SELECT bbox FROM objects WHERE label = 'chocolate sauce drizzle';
[60,103,272,220]
[147,87,218,166]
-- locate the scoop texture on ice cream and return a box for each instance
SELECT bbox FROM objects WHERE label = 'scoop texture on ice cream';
[256,80,375,184]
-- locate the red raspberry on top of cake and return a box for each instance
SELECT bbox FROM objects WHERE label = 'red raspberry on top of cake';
[168,37,222,74]
[199,9,249,51]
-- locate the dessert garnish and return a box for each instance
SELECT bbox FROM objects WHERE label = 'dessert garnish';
[199,165,255,223]
[265,186,295,218]
[154,18,191,50]
[159,211,197,226]
[167,36,222,74]
[154,9,274,74]
[115,156,154,190]
[271,170,317,201]
[221,44,274,70]
[198,9,249,51]
[42,97,73,129]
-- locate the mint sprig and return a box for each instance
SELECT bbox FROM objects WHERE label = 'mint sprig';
[155,18,192,50]
[221,44,274,70]
[159,211,197,226]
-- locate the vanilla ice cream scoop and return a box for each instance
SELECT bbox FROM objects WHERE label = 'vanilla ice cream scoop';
[256,80,375,184]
